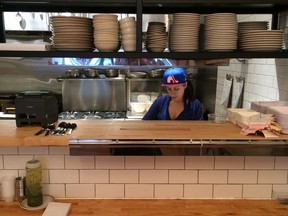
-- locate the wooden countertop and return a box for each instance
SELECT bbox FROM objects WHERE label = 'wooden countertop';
[0,120,288,146]
[1,199,288,216]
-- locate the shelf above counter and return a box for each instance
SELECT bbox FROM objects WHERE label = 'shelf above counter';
[0,50,288,59]
[1,0,288,13]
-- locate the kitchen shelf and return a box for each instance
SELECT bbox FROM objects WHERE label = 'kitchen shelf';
[1,0,288,13]
[0,0,288,59]
[0,50,287,60]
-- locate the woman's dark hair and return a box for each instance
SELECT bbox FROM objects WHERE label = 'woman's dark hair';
[184,80,195,101]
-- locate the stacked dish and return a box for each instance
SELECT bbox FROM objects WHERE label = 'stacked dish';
[50,16,94,51]
[238,21,269,36]
[145,22,167,52]
[93,14,120,52]
[239,30,283,51]
[119,16,136,52]
[169,13,200,52]
[204,13,238,51]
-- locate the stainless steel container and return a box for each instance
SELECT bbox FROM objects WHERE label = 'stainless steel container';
[15,176,25,201]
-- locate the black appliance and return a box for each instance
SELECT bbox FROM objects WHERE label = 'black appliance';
[15,91,58,127]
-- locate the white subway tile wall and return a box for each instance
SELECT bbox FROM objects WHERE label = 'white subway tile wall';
[184,184,213,198]
[96,156,124,169]
[1,146,288,199]
[66,184,94,198]
[96,184,124,198]
[154,184,183,198]
[214,185,242,198]
[125,184,154,198]
[243,185,273,198]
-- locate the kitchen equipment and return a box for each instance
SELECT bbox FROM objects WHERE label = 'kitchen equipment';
[127,71,147,78]
[65,69,80,78]
[147,68,166,78]
[105,68,119,77]
[15,177,25,202]
[15,91,58,127]
[58,111,126,120]
[82,68,99,78]
[26,159,43,207]
[62,78,126,111]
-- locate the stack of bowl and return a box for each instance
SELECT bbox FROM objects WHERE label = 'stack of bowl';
[145,22,167,52]
[119,16,136,52]
[93,14,120,52]
[169,13,200,52]
[50,16,94,51]
[204,13,238,51]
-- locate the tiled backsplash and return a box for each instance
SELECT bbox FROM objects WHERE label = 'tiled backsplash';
[216,58,288,116]
[1,146,288,199]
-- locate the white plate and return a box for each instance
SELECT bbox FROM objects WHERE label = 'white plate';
[20,195,55,211]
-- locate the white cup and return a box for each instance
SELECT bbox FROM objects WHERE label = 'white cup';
[1,176,16,202]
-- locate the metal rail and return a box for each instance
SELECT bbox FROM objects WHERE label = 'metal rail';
[69,138,288,155]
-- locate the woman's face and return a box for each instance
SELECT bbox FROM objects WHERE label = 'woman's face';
[166,83,187,101]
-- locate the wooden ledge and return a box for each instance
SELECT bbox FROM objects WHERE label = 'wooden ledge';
[1,199,288,216]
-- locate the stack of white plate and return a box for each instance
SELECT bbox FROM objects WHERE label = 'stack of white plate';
[169,13,200,52]
[238,21,269,36]
[119,16,136,52]
[204,13,238,51]
[239,30,283,51]
[145,22,167,52]
[50,16,94,51]
[93,14,120,52]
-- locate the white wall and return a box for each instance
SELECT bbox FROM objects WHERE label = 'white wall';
[0,146,288,199]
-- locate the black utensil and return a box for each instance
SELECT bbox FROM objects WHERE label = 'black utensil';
[56,122,68,135]
[45,124,55,136]
[60,122,70,135]
[67,123,77,135]
[34,126,47,136]
[51,122,66,135]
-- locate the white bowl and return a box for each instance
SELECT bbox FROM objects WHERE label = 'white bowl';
[93,14,118,20]
[121,33,136,40]
[120,21,136,29]
[122,38,136,44]
[145,102,153,111]
[95,42,119,52]
[122,44,136,52]
[122,39,136,51]
[131,102,146,113]
[119,16,135,25]
[121,27,136,35]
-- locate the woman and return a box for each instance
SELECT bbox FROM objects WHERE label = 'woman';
[143,67,203,120]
